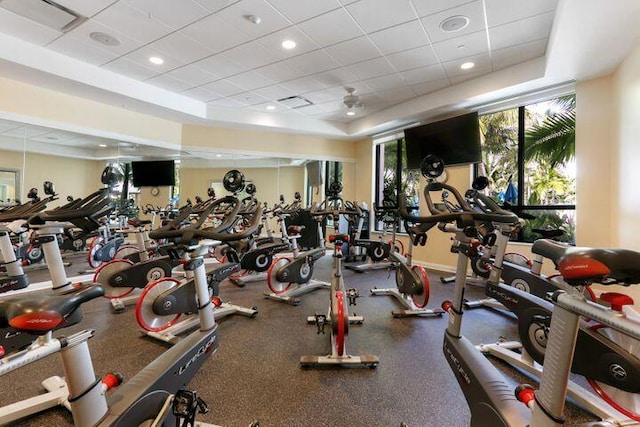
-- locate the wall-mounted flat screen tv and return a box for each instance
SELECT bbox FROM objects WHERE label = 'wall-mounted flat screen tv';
[131,160,176,187]
[404,112,481,169]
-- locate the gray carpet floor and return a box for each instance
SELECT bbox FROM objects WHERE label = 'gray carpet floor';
[1,251,600,426]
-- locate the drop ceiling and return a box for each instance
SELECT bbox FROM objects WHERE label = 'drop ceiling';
[0,0,637,139]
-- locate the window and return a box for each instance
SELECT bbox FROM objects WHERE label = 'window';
[0,169,19,205]
[374,138,420,232]
[477,95,576,243]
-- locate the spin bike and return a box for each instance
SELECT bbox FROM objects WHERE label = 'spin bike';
[300,182,379,369]
[135,197,262,345]
[264,203,330,305]
[410,155,640,427]
[0,236,254,426]
[369,203,444,318]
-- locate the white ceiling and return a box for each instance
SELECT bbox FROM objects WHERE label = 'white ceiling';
[0,0,637,141]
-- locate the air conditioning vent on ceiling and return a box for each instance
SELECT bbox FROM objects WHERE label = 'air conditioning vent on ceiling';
[277,95,314,109]
[0,0,86,32]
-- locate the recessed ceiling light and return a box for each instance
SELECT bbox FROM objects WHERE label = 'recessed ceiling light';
[440,15,469,32]
[346,111,356,116]
[266,105,276,110]
[216,154,222,158]
[281,40,296,50]
[99,144,107,148]
[90,31,120,46]
[149,56,164,65]
[460,62,475,70]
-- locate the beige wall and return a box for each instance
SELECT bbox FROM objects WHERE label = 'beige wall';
[0,148,103,207]
[182,124,356,161]
[0,77,182,146]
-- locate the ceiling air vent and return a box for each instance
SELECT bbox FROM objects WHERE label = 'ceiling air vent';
[277,95,314,109]
[0,0,86,32]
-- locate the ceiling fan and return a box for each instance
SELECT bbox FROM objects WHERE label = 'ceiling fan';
[343,87,363,115]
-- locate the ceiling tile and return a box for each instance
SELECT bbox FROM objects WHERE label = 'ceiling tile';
[166,64,220,86]
[287,50,341,74]
[324,36,380,66]
[362,73,407,91]
[0,9,61,46]
[432,30,488,62]
[256,62,305,82]
[346,57,395,79]
[441,52,491,77]
[193,0,240,13]
[226,70,275,91]
[368,20,428,55]
[297,9,362,47]
[123,45,186,73]
[102,57,160,80]
[208,98,249,108]
[412,0,475,18]
[491,38,547,71]
[202,79,245,97]
[195,54,248,78]
[146,74,194,92]
[252,84,295,101]
[217,0,291,39]
[147,32,214,64]
[56,19,142,56]
[311,68,359,87]
[410,78,450,95]
[399,63,446,85]
[282,76,329,93]
[485,0,557,28]
[257,26,319,56]
[30,130,76,143]
[53,0,118,17]
[3,126,49,138]
[181,13,252,53]
[125,0,210,29]
[182,86,221,101]
[294,104,330,115]
[373,85,417,104]
[249,101,287,112]
[489,12,554,50]
[346,0,417,33]
[47,36,118,65]
[224,41,286,69]
[448,68,490,84]
[385,45,439,71]
[304,86,346,104]
[421,1,485,43]
[266,0,341,23]
[227,91,270,106]
[93,1,173,44]
[0,120,21,133]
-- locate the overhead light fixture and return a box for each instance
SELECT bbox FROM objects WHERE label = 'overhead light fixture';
[440,15,469,33]
[99,144,107,148]
[245,14,261,25]
[281,40,296,50]
[216,154,222,158]
[266,105,276,110]
[0,0,86,33]
[149,56,164,65]
[346,111,356,116]
[90,31,121,46]
[460,62,475,70]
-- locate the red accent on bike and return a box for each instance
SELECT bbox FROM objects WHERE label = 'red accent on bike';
[21,260,29,266]
[515,385,535,405]
[0,345,5,358]
[600,292,634,312]
[336,291,345,357]
[441,300,452,312]
[102,373,123,390]
[410,265,430,308]
[557,256,610,281]
[212,296,222,308]
[9,311,63,332]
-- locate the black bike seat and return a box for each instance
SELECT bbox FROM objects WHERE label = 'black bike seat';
[0,285,104,334]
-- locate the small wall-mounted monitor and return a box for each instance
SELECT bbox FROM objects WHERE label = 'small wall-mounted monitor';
[404,112,481,169]
[131,160,176,187]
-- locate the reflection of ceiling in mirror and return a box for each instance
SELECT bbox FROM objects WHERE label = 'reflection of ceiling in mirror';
[0,118,308,168]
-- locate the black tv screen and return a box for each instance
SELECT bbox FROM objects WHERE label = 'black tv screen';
[131,160,176,187]
[404,112,481,169]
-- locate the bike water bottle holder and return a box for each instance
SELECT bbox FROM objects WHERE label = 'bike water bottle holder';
[314,314,327,334]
